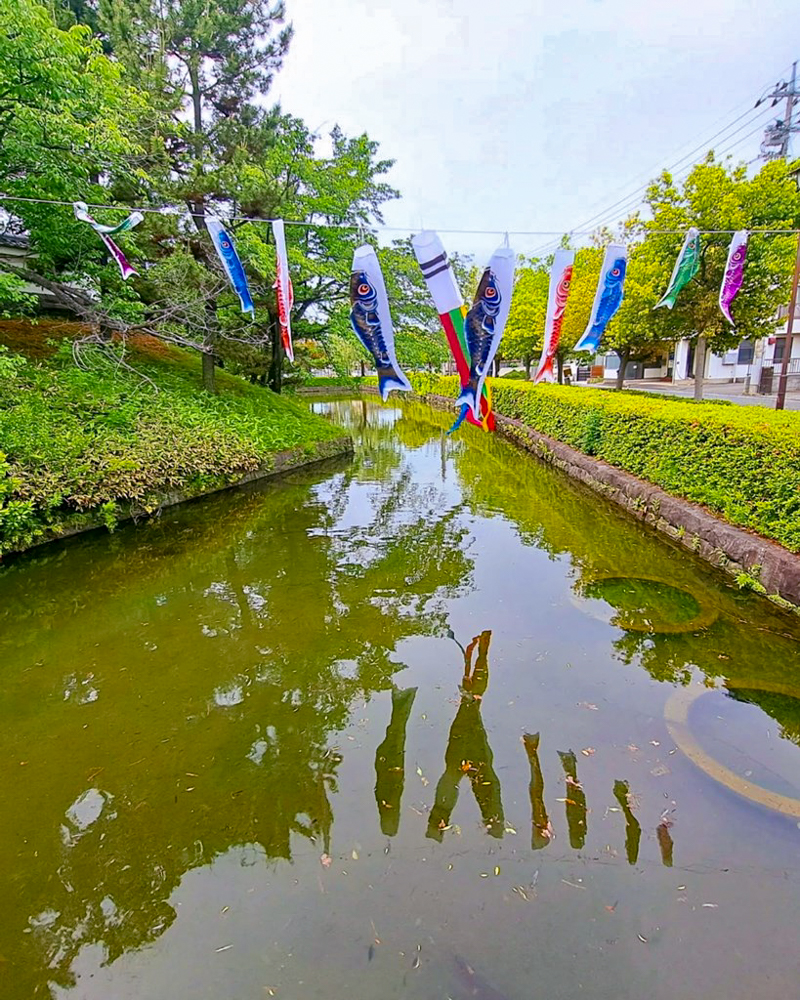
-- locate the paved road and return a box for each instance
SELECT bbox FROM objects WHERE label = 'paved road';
[595,379,800,411]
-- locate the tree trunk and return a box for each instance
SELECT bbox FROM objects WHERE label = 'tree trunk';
[615,350,630,391]
[269,319,284,393]
[557,354,564,384]
[201,349,216,393]
[524,355,532,378]
[693,335,707,401]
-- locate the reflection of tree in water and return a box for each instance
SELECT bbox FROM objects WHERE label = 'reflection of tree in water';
[427,631,505,841]
[0,402,474,999]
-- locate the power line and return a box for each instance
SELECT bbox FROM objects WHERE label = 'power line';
[530,71,791,259]
[758,61,800,160]
[0,193,798,242]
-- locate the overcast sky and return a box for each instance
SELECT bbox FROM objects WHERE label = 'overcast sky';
[274,0,799,260]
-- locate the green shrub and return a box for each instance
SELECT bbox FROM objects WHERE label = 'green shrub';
[408,373,800,552]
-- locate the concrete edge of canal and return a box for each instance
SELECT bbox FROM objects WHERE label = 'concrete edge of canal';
[3,434,354,559]
[340,386,800,614]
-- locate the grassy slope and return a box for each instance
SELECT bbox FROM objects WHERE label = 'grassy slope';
[0,321,344,554]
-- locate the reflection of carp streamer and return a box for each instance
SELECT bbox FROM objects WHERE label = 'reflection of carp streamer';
[523,733,552,849]
[374,687,417,837]
[427,630,504,840]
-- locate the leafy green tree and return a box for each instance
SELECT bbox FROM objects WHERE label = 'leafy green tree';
[0,0,157,329]
[638,156,800,399]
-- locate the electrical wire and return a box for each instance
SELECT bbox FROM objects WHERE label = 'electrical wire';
[0,193,798,240]
[530,82,787,259]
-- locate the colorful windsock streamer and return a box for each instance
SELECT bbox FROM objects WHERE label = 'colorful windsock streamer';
[719,230,748,325]
[349,245,411,401]
[411,231,494,430]
[207,215,254,316]
[272,219,294,361]
[534,249,574,383]
[654,227,700,310]
[454,245,515,428]
[73,201,143,281]
[574,245,627,354]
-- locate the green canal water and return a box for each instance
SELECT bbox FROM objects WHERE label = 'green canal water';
[1,395,800,1000]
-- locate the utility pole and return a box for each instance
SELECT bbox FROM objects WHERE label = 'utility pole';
[775,232,800,410]
[757,61,800,160]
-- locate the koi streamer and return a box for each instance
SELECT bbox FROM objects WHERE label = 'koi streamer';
[349,245,411,401]
[73,201,143,280]
[534,249,574,384]
[719,230,748,324]
[453,244,515,430]
[574,245,627,354]
[206,215,254,316]
[411,231,495,430]
[655,227,700,310]
[272,219,294,360]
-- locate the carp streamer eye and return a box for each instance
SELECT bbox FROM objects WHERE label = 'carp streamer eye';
[612,268,620,276]
[358,283,370,295]
[485,287,497,298]
[221,240,230,249]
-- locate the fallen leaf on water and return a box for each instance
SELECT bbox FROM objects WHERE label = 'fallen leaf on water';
[579,702,599,711]
[677,885,686,891]
[605,901,618,912]
[702,903,719,908]
[504,825,517,835]
[581,747,596,757]
[627,745,640,753]
[561,879,585,890]
[650,741,660,747]
[220,906,230,915]
[351,850,359,860]
[494,866,501,876]
[480,873,489,878]
[637,934,648,943]
[320,854,332,868]
[215,945,233,953]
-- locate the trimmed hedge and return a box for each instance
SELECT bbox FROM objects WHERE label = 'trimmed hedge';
[408,373,800,552]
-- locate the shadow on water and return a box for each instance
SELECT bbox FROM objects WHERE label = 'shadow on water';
[0,394,799,999]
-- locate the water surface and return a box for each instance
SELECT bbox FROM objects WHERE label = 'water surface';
[1,395,799,1000]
